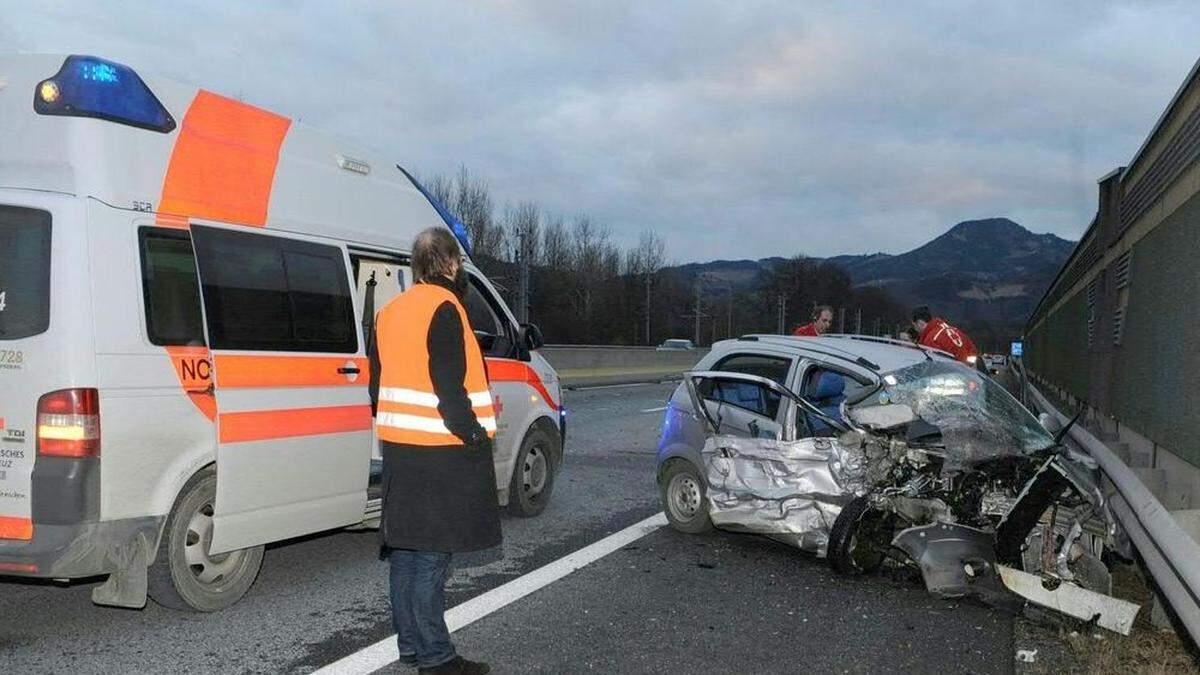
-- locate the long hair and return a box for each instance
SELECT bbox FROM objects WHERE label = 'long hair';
[411,228,461,283]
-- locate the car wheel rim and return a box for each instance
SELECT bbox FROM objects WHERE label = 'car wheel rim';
[669,474,702,521]
[183,501,249,590]
[522,445,548,500]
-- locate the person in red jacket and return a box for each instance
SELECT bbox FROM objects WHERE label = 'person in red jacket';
[912,305,980,366]
[793,305,833,337]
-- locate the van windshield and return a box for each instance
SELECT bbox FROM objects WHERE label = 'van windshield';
[0,206,52,340]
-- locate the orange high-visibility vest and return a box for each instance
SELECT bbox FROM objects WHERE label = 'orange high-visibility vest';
[375,283,496,446]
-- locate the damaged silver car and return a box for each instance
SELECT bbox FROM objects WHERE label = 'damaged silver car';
[655,335,1137,633]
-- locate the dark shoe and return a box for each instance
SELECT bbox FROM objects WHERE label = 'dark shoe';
[418,656,491,675]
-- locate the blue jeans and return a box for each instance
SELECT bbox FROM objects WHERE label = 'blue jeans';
[389,549,457,669]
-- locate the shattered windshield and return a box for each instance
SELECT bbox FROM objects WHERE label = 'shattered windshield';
[859,360,1054,463]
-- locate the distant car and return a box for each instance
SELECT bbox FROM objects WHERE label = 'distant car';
[657,339,695,351]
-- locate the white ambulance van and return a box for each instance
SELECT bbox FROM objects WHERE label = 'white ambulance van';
[0,54,564,611]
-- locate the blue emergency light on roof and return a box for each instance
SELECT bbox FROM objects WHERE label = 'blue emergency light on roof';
[396,165,474,256]
[34,55,176,133]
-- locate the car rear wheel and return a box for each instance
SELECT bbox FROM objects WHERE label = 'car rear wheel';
[507,427,558,517]
[147,467,264,612]
[660,460,713,534]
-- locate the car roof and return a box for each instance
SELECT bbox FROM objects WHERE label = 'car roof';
[715,333,957,374]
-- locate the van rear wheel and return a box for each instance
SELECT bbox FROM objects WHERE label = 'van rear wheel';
[147,467,264,612]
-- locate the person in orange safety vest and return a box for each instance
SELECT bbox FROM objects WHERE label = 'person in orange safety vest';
[911,305,981,367]
[368,227,498,675]
[793,305,834,337]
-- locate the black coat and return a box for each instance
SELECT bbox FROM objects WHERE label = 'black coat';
[369,279,502,553]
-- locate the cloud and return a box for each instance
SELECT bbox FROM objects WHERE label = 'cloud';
[2,0,1197,261]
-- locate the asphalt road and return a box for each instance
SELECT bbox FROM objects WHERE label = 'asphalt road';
[0,382,673,674]
[0,380,1023,674]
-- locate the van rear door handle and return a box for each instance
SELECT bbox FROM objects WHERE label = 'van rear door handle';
[338,366,361,375]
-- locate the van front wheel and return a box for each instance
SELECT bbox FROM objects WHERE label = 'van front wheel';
[507,427,558,517]
[147,467,264,612]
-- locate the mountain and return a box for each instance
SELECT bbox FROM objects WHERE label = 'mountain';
[841,218,1074,326]
[673,217,1074,329]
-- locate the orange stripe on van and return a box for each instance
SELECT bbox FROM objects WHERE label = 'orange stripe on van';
[219,405,372,443]
[0,516,33,541]
[154,213,190,230]
[485,358,558,409]
[165,346,217,421]
[158,89,291,228]
[213,355,369,388]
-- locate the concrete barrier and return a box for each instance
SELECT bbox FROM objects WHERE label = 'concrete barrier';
[539,344,709,388]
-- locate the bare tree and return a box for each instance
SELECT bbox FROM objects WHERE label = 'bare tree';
[504,202,541,322]
[453,165,505,260]
[541,215,570,270]
[506,202,541,265]
[635,229,667,344]
[569,214,615,330]
[426,172,455,211]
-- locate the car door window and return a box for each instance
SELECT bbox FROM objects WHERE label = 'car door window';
[799,365,868,436]
[702,353,793,420]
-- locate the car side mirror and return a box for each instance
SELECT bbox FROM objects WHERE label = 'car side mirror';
[1038,412,1063,436]
[520,322,545,351]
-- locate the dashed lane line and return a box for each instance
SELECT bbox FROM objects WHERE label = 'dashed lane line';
[312,512,668,674]
[640,406,668,413]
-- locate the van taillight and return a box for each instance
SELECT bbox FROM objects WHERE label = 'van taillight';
[36,389,100,457]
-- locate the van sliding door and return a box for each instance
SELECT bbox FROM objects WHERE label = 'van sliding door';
[190,224,371,554]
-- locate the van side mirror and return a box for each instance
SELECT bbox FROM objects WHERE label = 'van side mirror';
[520,323,545,351]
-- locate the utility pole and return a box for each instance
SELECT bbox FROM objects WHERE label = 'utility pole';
[855,308,862,334]
[516,228,530,323]
[874,316,881,336]
[683,275,713,346]
[839,307,846,333]
[777,295,787,335]
[644,270,652,346]
[727,290,733,339]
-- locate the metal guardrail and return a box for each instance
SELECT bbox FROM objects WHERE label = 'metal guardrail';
[1020,363,1200,645]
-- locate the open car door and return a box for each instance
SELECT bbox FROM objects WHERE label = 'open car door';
[682,371,854,555]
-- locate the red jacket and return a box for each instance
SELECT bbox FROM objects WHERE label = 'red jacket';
[918,317,979,363]
[792,323,819,337]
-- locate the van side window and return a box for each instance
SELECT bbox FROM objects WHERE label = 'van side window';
[463,275,514,357]
[192,227,357,353]
[138,228,205,346]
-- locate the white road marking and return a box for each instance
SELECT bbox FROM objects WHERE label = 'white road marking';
[640,406,668,413]
[313,512,668,675]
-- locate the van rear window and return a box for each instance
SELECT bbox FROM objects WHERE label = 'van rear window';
[138,228,205,346]
[0,206,52,340]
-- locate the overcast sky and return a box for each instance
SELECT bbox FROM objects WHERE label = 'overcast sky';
[3,1,1198,262]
